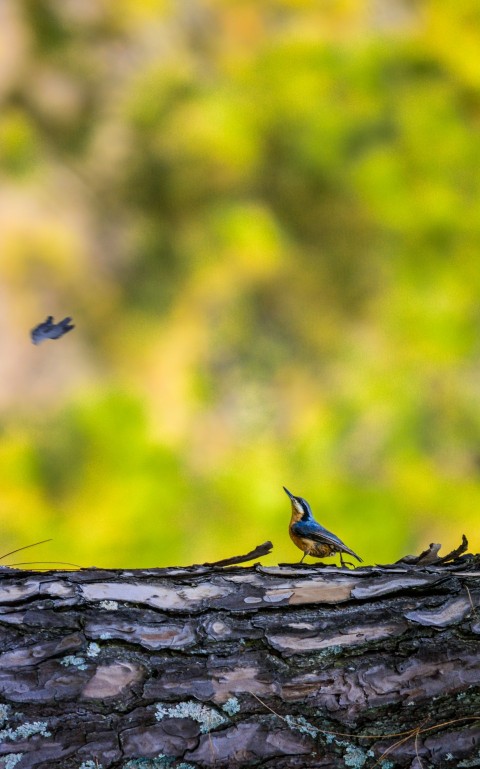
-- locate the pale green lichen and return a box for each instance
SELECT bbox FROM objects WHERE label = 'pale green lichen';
[344,745,368,768]
[79,762,103,769]
[0,721,51,742]
[325,734,349,747]
[222,697,240,716]
[323,734,372,767]
[285,714,318,739]
[60,655,88,670]
[0,704,10,726]
[122,753,193,769]
[123,758,173,769]
[86,642,101,658]
[155,701,227,733]
[445,754,454,761]
[325,644,343,654]
[99,600,118,610]
[100,633,111,640]
[310,645,343,663]
[1,755,23,769]
[380,761,395,769]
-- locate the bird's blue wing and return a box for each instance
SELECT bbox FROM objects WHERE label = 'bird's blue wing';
[291,520,361,561]
[291,520,342,545]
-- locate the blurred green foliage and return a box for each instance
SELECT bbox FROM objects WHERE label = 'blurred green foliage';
[1,0,480,567]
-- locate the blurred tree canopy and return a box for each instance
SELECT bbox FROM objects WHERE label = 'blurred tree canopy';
[0,0,480,567]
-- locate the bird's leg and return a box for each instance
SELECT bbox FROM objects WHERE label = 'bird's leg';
[340,554,355,569]
[299,552,307,564]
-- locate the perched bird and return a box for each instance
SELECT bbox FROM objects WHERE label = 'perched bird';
[31,316,75,345]
[283,486,362,567]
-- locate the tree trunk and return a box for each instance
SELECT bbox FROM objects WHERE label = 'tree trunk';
[0,552,479,769]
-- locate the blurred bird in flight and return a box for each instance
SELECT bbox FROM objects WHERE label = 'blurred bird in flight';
[283,486,362,567]
[31,316,75,345]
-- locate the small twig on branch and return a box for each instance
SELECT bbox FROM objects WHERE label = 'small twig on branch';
[6,560,83,569]
[394,535,469,567]
[0,538,53,562]
[437,533,469,563]
[414,543,442,565]
[201,540,273,567]
[465,584,478,619]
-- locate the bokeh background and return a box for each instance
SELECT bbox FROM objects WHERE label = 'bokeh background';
[1,0,480,569]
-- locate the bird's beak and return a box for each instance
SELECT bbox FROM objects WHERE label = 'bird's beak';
[283,486,295,500]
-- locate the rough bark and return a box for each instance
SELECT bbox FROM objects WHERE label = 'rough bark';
[0,548,479,769]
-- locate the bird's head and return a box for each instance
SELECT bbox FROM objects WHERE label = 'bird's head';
[283,486,313,522]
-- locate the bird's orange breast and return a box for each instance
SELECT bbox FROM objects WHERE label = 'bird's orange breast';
[289,528,334,558]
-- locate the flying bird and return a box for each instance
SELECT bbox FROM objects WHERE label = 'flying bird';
[283,486,362,567]
[31,316,75,345]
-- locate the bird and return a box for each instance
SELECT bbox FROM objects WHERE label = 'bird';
[30,316,75,345]
[283,486,362,567]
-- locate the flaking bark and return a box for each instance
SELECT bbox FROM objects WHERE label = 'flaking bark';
[0,546,479,769]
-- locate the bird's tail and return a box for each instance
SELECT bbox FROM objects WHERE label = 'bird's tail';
[341,544,363,562]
